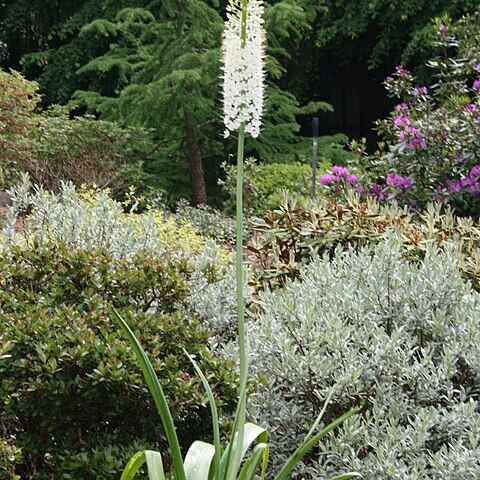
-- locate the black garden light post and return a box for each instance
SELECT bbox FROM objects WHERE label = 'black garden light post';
[311,117,319,199]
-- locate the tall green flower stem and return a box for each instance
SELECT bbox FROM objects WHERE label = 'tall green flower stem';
[233,122,247,478]
[112,1,362,479]
[232,2,248,473]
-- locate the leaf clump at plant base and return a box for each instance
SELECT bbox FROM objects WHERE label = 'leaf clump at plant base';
[0,244,237,480]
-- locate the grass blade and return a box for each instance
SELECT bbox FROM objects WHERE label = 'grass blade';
[111,307,186,480]
[274,407,361,480]
[184,350,222,479]
[184,441,215,480]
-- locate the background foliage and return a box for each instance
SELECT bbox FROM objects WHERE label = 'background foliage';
[249,193,480,290]
[2,2,480,479]
[9,0,478,202]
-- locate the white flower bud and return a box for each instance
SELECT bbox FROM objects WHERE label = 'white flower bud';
[222,0,266,138]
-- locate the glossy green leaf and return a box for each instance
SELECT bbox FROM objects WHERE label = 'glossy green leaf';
[184,350,222,479]
[120,450,166,480]
[221,422,267,480]
[237,443,269,480]
[111,308,186,480]
[184,441,215,480]
[274,407,361,480]
[241,423,268,460]
[259,441,269,480]
[120,451,147,480]
[221,388,245,480]
[145,450,166,480]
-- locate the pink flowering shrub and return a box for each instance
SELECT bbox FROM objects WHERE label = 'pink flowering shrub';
[319,165,358,196]
[347,12,480,217]
[319,165,413,202]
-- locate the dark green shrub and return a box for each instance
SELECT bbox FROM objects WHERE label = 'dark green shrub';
[0,339,21,480]
[27,111,153,198]
[0,245,237,479]
[0,69,156,196]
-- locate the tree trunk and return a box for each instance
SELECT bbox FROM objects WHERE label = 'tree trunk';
[183,109,207,205]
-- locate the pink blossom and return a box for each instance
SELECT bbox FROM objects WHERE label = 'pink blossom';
[408,137,427,150]
[413,86,428,97]
[464,104,478,112]
[386,173,413,188]
[331,165,350,177]
[437,23,447,36]
[405,126,427,150]
[394,116,410,127]
[346,174,358,185]
[395,65,411,77]
[319,173,335,185]
[470,165,480,178]
[369,184,386,199]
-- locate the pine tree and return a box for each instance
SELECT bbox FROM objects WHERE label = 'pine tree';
[71,2,223,204]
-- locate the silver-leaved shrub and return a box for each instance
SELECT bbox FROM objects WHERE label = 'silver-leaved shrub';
[248,239,480,479]
[3,176,212,259]
[2,176,238,331]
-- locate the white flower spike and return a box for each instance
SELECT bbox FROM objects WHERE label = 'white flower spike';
[222,0,266,139]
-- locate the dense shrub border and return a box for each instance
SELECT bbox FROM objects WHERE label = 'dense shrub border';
[249,240,480,478]
[249,194,480,289]
[0,244,237,479]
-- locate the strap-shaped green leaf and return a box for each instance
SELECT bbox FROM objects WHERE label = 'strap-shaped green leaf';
[120,451,147,480]
[240,423,268,459]
[145,450,166,480]
[120,450,166,480]
[111,308,186,480]
[184,441,216,480]
[237,443,269,480]
[221,388,246,480]
[184,350,222,479]
[274,407,361,480]
[221,422,267,478]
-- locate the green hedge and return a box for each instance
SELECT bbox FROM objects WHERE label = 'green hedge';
[221,159,329,216]
[0,245,237,479]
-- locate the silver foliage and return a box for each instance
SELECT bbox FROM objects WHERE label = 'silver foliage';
[248,239,480,479]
